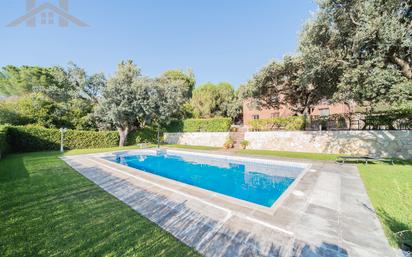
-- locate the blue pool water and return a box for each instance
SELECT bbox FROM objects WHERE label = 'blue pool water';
[107,151,304,207]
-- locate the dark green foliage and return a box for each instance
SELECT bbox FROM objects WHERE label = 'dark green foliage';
[248,116,305,131]
[0,65,56,96]
[166,118,232,132]
[190,83,241,119]
[126,127,158,145]
[363,107,412,130]
[0,102,30,126]
[165,120,185,132]
[0,126,9,158]
[302,0,412,105]
[7,126,119,153]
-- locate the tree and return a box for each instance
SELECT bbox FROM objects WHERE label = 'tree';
[243,56,332,115]
[133,77,188,146]
[95,60,142,146]
[190,82,238,118]
[0,98,29,125]
[159,69,195,99]
[244,0,411,112]
[301,0,412,106]
[36,63,107,104]
[16,93,70,128]
[0,66,55,96]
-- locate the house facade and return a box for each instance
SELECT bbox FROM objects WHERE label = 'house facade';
[243,99,353,126]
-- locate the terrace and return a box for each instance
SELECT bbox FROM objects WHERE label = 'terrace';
[1,141,411,257]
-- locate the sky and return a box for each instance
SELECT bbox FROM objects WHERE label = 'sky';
[0,0,318,88]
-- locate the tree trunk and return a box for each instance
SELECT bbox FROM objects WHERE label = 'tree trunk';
[118,126,129,147]
[393,55,412,79]
[157,124,160,148]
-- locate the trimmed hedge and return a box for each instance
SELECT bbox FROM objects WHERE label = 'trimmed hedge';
[0,126,9,158]
[126,127,158,145]
[8,126,120,153]
[248,116,305,131]
[167,118,232,132]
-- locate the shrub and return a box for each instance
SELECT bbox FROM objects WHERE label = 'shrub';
[363,107,412,130]
[167,118,232,132]
[223,137,234,149]
[126,127,158,145]
[240,140,249,149]
[0,126,9,158]
[248,116,305,131]
[8,126,119,153]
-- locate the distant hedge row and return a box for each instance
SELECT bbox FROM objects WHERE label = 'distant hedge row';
[0,125,158,155]
[7,126,120,153]
[248,116,305,131]
[166,118,232,132]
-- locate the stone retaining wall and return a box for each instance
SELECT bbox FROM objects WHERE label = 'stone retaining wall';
[245,131,412,159]
[164,132,230,147]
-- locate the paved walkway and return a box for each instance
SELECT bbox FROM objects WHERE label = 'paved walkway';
[62,150,395,257]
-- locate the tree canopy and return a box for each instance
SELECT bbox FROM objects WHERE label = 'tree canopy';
[95,60,141,146]
[95,61,190,146]
[244,0,412,112]
[159,69,195,99]
[303,0,412,106]
[0,66,55,96]
[190,82,241,119]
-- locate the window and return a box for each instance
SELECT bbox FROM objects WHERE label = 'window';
[41,12,47,24]
[271,112,280,118]
[48,12,54,24]
[319,108,330,116]
[252,114,260,120]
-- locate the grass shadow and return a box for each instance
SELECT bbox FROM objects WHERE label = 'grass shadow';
[377,208,412,253]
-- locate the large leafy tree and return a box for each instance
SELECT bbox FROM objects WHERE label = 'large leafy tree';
[37,63,106,104]
[245,0,411,112]
[159,69,195,99]
[190,82,239,118]
[95,60,142,146]
[0,63,106,130]
[302,0,412,106]
[96,61,189,146]
[243,56,334,115]
[0,66,55,96]
[133,77,188,146]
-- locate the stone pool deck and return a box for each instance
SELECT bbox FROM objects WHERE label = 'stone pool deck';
[62,149,395,257]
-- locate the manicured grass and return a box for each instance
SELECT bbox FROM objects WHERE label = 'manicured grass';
[0,151,201,257]
[358,161,412,249]
[236,149,340,160]
[164,144,221,151]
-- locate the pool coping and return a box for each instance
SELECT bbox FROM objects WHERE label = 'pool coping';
[83,149,312,230]
[88,149,311,216]
[61,148,396,257]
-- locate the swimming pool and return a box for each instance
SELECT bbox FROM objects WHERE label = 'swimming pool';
[105,150,306,207]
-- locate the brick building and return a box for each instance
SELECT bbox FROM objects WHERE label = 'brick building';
[243,99,353,126]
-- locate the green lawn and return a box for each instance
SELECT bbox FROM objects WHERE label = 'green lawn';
[0,150,201,257]
[358,161,412,248]
[1,145,410,254]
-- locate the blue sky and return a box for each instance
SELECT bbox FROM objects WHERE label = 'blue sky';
[0,0,317,88]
